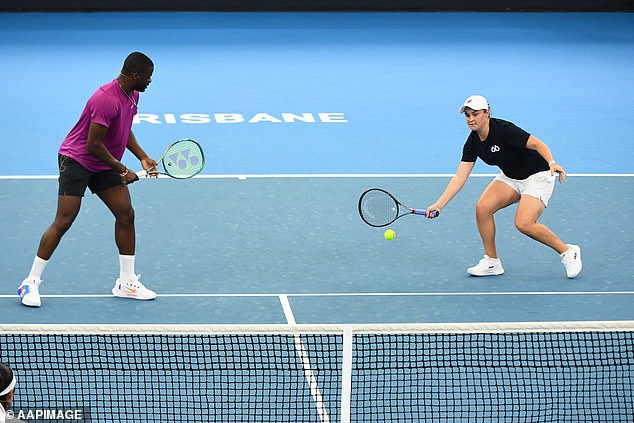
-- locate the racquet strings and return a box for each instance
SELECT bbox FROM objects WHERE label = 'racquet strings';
[360,189,398,227]
[160,139,204,178]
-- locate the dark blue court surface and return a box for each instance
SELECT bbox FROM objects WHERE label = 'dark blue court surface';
[0,11,632,325]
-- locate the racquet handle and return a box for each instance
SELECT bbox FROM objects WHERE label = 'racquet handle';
[413,209,439,217]
[135,169,158,178]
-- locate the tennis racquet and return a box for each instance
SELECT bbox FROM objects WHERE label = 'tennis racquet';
[137,139,205,179]
[358,188,439,227]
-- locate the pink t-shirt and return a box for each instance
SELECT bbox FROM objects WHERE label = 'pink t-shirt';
[58,79,138,172]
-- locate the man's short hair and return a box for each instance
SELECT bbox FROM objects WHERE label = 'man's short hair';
[122,52,153,74]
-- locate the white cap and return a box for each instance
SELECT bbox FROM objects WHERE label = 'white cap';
[459,95,489,113]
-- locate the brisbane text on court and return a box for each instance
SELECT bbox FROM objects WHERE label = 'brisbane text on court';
[134,112,348,124]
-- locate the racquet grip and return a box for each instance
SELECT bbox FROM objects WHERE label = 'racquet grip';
[413,209,439,217]
[136,169,158,178]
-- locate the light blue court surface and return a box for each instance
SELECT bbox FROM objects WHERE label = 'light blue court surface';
[0,11,633,325]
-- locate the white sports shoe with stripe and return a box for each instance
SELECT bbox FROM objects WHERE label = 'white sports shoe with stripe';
[467,255,504,276]
[18,277,42,307]
[112,274,157,300]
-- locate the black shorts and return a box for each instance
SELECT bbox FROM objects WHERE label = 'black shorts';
[58,154,123,197]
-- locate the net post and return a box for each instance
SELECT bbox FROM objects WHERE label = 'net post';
[340,325,353,423]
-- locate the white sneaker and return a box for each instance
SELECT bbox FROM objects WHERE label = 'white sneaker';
[18,277,42,307]
[112,274,157,300]
[561,244,582,278]
[467,255,504,276]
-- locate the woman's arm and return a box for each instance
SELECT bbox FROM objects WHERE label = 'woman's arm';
[426,160,475,217]
[526,135,566,182]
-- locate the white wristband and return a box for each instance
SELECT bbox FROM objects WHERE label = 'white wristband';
[548,160,557,166]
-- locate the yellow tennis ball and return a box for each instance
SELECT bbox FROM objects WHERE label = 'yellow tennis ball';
[384,229,396,240]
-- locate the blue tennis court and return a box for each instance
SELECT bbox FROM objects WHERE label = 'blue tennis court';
[1,11,632,324]
[0,10,633,422]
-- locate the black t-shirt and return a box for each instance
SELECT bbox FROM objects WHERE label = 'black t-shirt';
[461,118,549,180]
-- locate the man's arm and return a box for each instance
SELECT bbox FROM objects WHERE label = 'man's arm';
[126,130,156,172]
[86,123,139,184]
[86,123,127,174]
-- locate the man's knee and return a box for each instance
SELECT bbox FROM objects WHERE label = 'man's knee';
[51,213,76,235]
[116,206,135,225]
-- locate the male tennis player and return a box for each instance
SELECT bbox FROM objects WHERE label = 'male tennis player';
[17,52,158,307]
[426,95,582,278]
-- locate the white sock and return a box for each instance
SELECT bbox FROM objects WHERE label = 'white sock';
[29,256,48,280]
[119,254,136,281]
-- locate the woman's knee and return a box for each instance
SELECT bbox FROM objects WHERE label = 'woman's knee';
[475,199,495,219]
[515,217,534,235]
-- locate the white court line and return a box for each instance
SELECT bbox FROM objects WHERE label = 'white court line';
[0,173,633,180]
[279,295,331,423]
[1,291,633,299]
[279,294,297,324]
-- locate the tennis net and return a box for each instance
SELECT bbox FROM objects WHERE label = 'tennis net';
[1,321,632,422]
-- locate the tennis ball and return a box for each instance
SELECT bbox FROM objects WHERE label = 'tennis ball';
[384,229,396,241]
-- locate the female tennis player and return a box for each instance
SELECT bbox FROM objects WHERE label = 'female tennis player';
[426,95,582,278]
[17,52,158,307]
